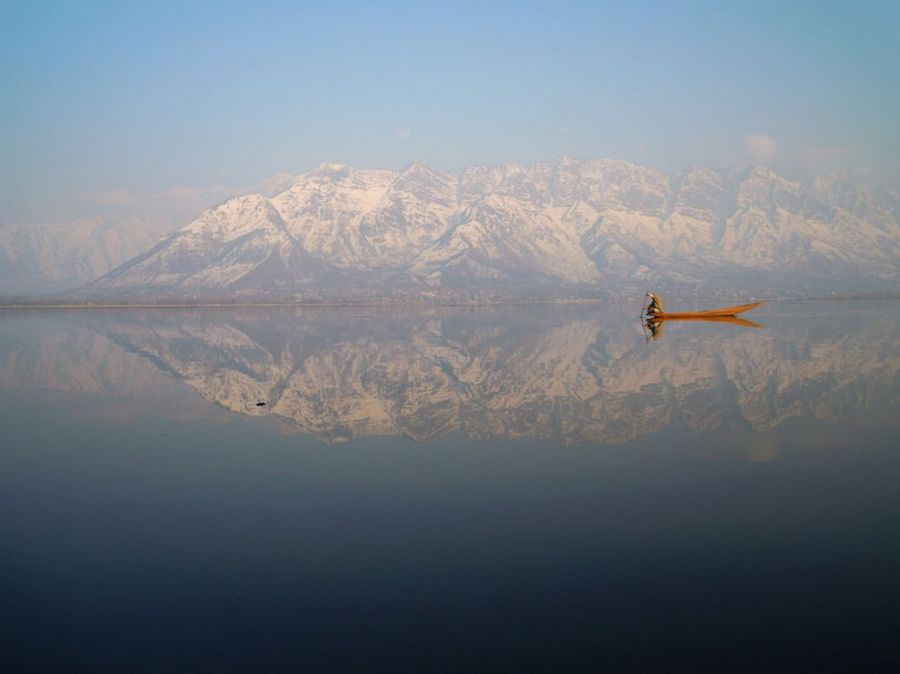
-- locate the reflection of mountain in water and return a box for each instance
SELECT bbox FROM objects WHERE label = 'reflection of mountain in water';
[29,305,887,445]
[2,306,896,444]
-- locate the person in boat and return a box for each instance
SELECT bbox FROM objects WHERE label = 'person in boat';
[644,292,664,316]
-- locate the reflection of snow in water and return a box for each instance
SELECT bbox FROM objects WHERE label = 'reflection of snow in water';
[2,303,897,445]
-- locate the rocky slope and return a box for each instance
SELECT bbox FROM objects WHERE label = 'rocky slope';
[74,158,900,298]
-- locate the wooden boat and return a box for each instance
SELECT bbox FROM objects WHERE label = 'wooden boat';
[646,314,762,328]
[641,296,764,340]
[651,301,763,319]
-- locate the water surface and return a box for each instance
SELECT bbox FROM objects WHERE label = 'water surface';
[1,301,898,672]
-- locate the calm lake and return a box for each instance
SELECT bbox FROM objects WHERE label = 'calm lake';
[1,301,898,672]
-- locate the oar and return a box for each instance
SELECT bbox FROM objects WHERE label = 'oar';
[639,290,649,319]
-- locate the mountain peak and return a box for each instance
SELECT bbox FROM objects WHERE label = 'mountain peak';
[403,160,430,172]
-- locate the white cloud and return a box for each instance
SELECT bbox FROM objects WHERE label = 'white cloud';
[395,127,413,142]
[745,134,777,164]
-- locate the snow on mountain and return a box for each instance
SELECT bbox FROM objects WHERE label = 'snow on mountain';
[272,161,457,270]
[81,158,900,298]
[411,194,601,284]
[96,194,326,293]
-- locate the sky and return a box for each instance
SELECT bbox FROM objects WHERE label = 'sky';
[2,0,899,216]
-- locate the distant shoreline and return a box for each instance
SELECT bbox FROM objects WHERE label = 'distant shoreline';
[1,294,899,310]
[0,298,613,310]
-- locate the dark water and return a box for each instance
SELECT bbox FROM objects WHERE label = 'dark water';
[1,301,898,672]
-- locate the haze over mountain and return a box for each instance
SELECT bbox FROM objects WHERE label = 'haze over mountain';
[0,217,175,295]
[5,2,900,303]
[0,183,240,295]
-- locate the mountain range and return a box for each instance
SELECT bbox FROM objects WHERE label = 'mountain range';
[5,157,900,300]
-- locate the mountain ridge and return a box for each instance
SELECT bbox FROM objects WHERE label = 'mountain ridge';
[73,157,900,299]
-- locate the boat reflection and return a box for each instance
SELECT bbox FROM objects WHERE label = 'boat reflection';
[643,314,763,341]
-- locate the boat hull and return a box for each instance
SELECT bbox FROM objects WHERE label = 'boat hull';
[652,301,763,319]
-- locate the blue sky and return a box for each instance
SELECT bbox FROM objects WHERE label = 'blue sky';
[2,0,899,208]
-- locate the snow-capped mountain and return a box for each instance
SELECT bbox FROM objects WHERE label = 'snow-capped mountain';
[82,158,900,298]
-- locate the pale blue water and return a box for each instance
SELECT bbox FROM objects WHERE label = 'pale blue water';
[1,301,898,672]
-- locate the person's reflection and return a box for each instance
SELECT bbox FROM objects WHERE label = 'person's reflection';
[644,317,664,341]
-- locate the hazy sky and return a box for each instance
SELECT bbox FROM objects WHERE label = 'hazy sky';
[2,0,899,212]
